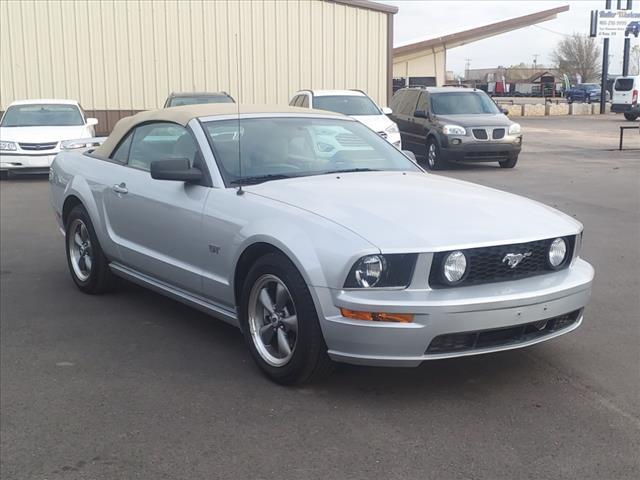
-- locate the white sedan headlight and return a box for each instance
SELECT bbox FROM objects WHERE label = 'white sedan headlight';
[442,125,466,135]
[385,122,399,134]
[0,141,17,151]
[443,251,468,284]
[508,123,522,135]
[548,238,568,269]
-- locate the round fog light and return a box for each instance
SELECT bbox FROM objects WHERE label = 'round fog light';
[451,138,462,145]
[443,251,467,283]
[548,238,567,268]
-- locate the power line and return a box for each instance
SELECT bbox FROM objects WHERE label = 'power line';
[532,24,572,37]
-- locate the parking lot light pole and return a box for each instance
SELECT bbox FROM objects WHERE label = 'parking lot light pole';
[622,0,633,76]
[600,0,612,113]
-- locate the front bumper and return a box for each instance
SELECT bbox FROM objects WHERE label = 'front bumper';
[440,134,522,162]
[314,258,593,366]
[0,153,56,174]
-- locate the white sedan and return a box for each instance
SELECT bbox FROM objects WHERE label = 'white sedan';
[0,99,98,175]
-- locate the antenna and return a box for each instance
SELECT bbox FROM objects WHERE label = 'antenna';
[235,33,244,196]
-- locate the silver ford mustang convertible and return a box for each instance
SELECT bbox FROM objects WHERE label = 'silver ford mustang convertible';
[50,104,594,384]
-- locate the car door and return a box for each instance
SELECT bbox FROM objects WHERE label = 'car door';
[399,90,423,153]
[103,121,210,295]
[405,91,431,153]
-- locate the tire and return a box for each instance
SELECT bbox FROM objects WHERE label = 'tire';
[65,204,115,294]
[624,113,639,121]
[426,138,446,170]
[499,155,518,169]
[239,252,333,385]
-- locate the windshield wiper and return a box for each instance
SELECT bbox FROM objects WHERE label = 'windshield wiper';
[230,173,293,185]
[322,168,380,174]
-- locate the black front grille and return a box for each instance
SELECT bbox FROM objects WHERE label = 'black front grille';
[492,128,505,139]
[472,129,488,140]
[426,310,582,354]
[464,150,509,159]
[19,141,58,151]
[429,236,575,288]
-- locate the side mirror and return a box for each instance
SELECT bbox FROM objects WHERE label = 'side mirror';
[381,106,393,115]
[402,150,417,162]
[414,110,428,119]
[86,117,99,126]
[500,107,509,115]
[150,158,202,182]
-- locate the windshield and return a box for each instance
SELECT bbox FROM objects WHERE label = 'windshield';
[168,95,234,107]
[430,92,500,115]
[1,104,84,127]
[313,96,381,116]
[202,117,419,185]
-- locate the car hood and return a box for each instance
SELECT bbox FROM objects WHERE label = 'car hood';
[435,113,512,128]
[0,125,90,143]
[350,114,395,133]
[247,171,581,251]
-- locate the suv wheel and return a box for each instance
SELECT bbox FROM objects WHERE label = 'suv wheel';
[624,113,639,121]
[65,205,115,293]
[426,138,445,170]
[239,252,333,384]
[499,154,519,169]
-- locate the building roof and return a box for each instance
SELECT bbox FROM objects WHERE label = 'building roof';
[94,104,343,158]
[394,5,570,58]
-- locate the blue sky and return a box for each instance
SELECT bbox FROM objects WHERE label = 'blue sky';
[386,1,637,75]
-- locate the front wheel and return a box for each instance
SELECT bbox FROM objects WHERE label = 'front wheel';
[499,155,518,169]
[624,113,639,121]
[65,205,115,294]
[426,138,446,170]
[239,252,333,384]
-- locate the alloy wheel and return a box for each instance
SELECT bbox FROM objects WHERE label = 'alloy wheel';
[68,219,93,282]
[428,143,437,169]
[248,274,298,367]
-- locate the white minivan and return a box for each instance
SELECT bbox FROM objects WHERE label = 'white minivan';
[611,76,639,121]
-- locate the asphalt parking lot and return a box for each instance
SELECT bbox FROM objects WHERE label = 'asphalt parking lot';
[1,114,638,479]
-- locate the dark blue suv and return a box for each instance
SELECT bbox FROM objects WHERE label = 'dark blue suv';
[565,84,610,103]
[625,21,640,37]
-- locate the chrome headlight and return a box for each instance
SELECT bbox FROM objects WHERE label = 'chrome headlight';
[508,123,522,135]
[442,124,466,135]
[0,141,17,151]
[344,254,417,288]
[443,251,468,284]
[548,238,567,269]
[385,122,399,134]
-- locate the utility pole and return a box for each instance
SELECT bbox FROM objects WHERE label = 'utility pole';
[464,58,471,79]
[622,0,633,76]
[600,0,611,113]
[532,54,539,70]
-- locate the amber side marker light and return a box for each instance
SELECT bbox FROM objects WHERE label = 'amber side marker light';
[340,308,414,323]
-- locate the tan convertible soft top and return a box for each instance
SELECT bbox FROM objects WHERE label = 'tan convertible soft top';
[94,104,343,158]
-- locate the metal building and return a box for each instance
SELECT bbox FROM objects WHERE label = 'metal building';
[0,0,396,134]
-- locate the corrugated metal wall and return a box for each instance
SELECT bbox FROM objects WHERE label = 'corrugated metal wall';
[0,0,388,130]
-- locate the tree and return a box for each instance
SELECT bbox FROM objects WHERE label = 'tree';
[551,34,601,83]
[630,45,640,76]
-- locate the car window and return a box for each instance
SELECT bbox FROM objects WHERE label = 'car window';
[128,122,198,171]
[289,96,299,107]
[301,96,309,108]
[416,92,428,112]
[111,132,133,163]
[398,91,419,115]
[614,79,634,91]
[313,95,379,115]
[430,92,500,115]
[0,104,84,127]
[202,117,420,185]
[168,96,234,107]
[389,90,404,112]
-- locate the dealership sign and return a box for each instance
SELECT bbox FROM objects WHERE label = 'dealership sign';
[590,9,640,38]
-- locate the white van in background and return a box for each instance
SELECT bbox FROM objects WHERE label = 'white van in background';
[611,76,639,121]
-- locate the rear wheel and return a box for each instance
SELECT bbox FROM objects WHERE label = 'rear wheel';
[239,252,333,384]
[624,113,639,121]
[426,138,446,170]
[65,205,115,294]
[499,155,519,169]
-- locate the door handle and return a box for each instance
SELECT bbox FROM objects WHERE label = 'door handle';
[112,183,128,194]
